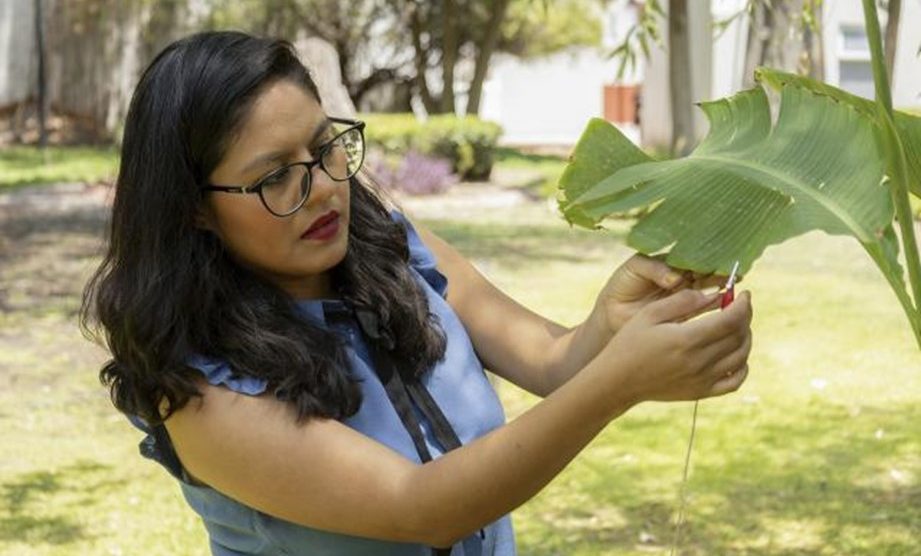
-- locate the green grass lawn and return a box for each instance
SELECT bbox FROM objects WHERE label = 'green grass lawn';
[417,205,921,555]
[0,146,119,189]
[1,187,919,555]
[493,147,569,198]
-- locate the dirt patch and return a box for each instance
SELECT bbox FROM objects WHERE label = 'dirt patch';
[0,183,111,316]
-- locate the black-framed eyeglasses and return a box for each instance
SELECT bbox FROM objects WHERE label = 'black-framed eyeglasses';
[201,117,366,217]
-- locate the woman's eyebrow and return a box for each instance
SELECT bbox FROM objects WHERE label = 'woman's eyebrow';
[240,118,332,174]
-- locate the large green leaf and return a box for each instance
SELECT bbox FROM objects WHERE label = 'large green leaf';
[556,118,653,229]
[757,68,921,199]
[558,80,901,288]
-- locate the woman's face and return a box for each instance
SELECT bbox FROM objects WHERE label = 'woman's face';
[200,80,351,300]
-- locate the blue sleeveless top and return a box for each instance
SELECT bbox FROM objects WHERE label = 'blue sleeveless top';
[127,209,517,555]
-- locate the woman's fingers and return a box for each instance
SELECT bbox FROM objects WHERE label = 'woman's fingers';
[682,291,752,346]
[671,292,722,323]
[707,364,749,397]
[691,273,725,291]
[627,253,686,289]
[705,332,752,382]
[626,254,746,299]
[640,289,721,325]
[684,271,744,292]
[692,322,751,371]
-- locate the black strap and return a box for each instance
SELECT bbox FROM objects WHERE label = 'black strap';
[349,306,463,454]
[360,329,452,556]
[370,339,436,463]
[406,382,462,452]
[333,304,483,554]
[149,421,185,480]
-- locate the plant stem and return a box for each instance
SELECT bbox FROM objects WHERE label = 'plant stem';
[866,243,921,348]
[862,0,893,113]
[861,0,921,347]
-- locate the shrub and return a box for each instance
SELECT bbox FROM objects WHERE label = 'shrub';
[364,149,458,196]
[361,113,503,180]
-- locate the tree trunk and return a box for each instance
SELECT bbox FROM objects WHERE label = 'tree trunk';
[884,0,901,87]
[330,5,354,97]
[440,0,457,114]
[742,3,772,87]
[668,0,693,155]
[409,2,437,114]
[465,0,510,116]
[801,13,825,81]
[335,42,360,104]
[34,0,47,149]
[297,37,358,117]
[351,67,399,107]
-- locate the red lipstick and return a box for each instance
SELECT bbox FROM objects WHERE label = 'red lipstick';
[301,210,340,241]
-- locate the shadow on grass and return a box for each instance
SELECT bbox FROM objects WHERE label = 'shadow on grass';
[0,202,108,317]
[424,219,629,270]
[494,147,567,165]
[0,459,122,545]
[516,399,921,555]
[0,206,107,245]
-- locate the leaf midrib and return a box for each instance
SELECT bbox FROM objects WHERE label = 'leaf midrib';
[690,153,877,243]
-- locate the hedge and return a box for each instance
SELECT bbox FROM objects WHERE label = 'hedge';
[361,113,503,181]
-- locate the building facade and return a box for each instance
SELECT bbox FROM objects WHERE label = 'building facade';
[479,0,921,150]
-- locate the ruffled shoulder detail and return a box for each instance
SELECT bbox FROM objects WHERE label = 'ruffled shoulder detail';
[186,353,269,396]
[389,208,448,298]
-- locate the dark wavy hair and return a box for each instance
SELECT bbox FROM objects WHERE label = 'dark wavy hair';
[81,31,447,426]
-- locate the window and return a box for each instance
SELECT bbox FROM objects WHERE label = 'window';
[840,26,870,56]
[838,24,874,99]
[839,61,875,99]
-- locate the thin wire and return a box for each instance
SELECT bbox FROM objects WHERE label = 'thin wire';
[670,399,699,556]
[670,261,738,555]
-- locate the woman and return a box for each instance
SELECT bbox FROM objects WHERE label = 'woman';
[82,31,753,556]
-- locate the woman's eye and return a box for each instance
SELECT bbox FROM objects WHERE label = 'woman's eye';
[261,167,289,187]
[316,130,339,149]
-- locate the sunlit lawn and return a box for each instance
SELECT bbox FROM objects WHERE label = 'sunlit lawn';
[0,146,119,189]
[1,182,919,555]
[493,146,568,198]
[416,203,921,555]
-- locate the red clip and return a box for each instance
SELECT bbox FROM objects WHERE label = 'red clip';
[720,261,740,310]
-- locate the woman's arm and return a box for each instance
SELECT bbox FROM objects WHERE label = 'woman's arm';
[165,288,751,547]
[411,220,614,396]
[411,220,727,396]
[166,349,629,548]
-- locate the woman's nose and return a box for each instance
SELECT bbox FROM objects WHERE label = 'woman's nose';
[305,164,339,208]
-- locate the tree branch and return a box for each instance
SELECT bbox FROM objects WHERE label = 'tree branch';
[409,1,437,113]
[440,0,458,113]
[465,0,510,115]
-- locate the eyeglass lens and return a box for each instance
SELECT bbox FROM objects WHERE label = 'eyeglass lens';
[258,125,364,216]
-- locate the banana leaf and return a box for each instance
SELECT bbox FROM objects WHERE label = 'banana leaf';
[557,74,917,332]
[756,68,921,199]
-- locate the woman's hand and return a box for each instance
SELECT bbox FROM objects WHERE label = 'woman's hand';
[599,288,754,405]
[591,254,739,337]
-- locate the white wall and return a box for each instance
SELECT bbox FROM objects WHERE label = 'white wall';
[479,0,641,147]
[710,0,750,99]
[480,49,640,146]
[890,0,921,108]
[813,0,919,108]
[647,0,921,151]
